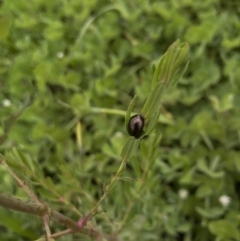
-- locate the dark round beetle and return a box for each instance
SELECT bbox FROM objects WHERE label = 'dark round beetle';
[127,114,145,139]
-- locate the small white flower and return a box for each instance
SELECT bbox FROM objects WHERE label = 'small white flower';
[57,51,64,59]
[178,189,189,200]
[219,195,231,207]
[2,99,11,107]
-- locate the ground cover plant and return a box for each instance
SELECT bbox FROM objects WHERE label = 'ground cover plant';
[0,0,240,241]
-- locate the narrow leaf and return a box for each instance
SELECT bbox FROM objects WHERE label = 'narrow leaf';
[172,42,189,73]
[125,95,137,131]
[160,40,180,84]
[141,82,165,119]
[151,56,164,89]
[168,60,190,90]
[145,106,161,136]
[121,137,140,161]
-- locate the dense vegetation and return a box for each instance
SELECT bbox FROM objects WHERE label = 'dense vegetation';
[0,0,240,240]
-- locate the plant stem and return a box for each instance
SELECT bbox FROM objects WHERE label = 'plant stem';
[86,160,126,220]
[0,193,79,231]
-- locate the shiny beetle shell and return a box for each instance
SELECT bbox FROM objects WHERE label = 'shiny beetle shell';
[127,114,145,139]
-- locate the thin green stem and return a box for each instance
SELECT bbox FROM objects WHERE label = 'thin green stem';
[87,160,126,219]
[90,107,126,116]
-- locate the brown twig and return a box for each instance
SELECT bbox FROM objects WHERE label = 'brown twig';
[0,192,100,237]
[0,159,52,239]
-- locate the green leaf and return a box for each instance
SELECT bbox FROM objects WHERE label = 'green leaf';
[145,106,161,136]
[121,137,140,161]
[4,152,23,170]
[0,14,12,40]
[70,93,90,115]
[196,184,212,198]
[209,219,240,240]
[196,206,225,219]
[168,60,190,90]
[142,40,188,121]
[184,22,216,44]
[160,39,180,84]
[0,98,30,145]
[197,159,224,178]
[0,209,37,239]
[12,148,33,171]
[179,168,195,184]
[45,177,55,191]
[151,40,189,88]
[119,176,137,182]
[37,189,58,201]
[125,95,137,131]
[172,42,189,73]
[141,81,165,119]
[151,56,164,88]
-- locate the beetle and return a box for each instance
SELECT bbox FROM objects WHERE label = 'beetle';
[127,114,145,139]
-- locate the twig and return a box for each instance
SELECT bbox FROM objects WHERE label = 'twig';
[0,193,91,233]
[0,159,52,239]
[42,215,51,241]
[50,229,73,239]
[0,160,40,203]
[0,160,104,239]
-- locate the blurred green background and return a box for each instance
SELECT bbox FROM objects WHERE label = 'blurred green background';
[0,0,240,240]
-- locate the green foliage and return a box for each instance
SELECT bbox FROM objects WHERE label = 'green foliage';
[209,219,240,240]
[0,0,240,241]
